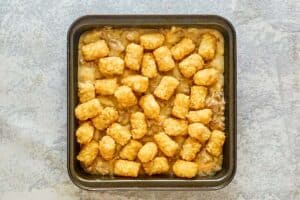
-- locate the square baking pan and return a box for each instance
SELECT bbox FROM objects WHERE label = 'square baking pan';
[67,15,236,190]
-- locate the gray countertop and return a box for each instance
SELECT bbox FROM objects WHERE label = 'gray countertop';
[0,0,299,199]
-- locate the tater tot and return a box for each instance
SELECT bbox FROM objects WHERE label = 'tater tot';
[77,140,99,166]
[121,75,149,93]
[119,140,143,161]
[154,132,179,157]
[139,94,160,119]
[92,107,119,130]
[114,86,137,108]
[78,66,95,82]
[171,38,195,60]
[206,130,225,156]
[163,118,188,136]
[106,123,131,146]
[84,157,114,175]
[125,31,140,43]
[81,40,109,61]
[114,160,141,177]
[130,112,147,139]
[194,68,219,86]
[97,96,117,108]
[198,33,217,61]
[98,57,124,77]
[82,30,101,44]
[138,142,158,163]
[76,122,94,145]
[190,86,207,110]
[180,137,202,161]
[153,46,175,72]
[78,82,95,103]
[154,76,179,100]
[172,93,190,119]
[172,160,198,178]
[95,78,118,95]
[166,26,185,45]
[125,43,144,71]
[187,109,213,124]
[188,123,211,144]
[140,33,165,50]
[99,135,116,160]
[75,98,102,121]
[141,53,158,78]
[178,53,204,78]
[143,157,170,175]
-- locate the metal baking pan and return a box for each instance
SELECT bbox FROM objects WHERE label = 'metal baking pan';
[67,15,236,190]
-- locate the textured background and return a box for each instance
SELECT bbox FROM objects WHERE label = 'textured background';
[0,0,299,199]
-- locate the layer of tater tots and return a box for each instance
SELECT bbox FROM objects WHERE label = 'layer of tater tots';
[75,26,225,178]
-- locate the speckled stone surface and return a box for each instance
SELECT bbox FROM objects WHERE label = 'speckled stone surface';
[0,0,299,199]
